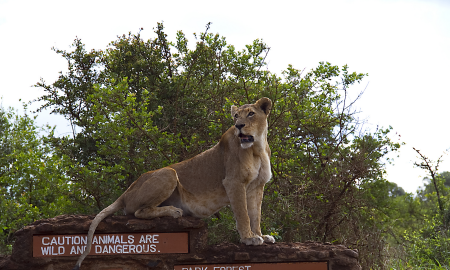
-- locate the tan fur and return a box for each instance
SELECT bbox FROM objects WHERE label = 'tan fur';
[73,98,275,270]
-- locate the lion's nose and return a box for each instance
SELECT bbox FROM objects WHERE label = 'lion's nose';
[235,124,245,130]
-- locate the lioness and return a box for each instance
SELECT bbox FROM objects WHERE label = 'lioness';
[73,97,275,270]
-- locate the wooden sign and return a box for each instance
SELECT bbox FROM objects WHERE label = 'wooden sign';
[33,232,188,257]
[174,262,327,270]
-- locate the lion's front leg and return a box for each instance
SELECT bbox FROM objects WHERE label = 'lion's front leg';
[223,180,264,246]
[246,183,275,244]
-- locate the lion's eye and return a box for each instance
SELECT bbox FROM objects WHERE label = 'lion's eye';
[248,112,255,117]
[234,114,239,118]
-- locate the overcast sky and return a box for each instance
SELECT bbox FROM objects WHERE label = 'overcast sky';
[1,0,449,193]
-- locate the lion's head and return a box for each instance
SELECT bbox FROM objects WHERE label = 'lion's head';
[231,97,272,149]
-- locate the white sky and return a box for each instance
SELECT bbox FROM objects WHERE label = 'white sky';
[1,0,449,193]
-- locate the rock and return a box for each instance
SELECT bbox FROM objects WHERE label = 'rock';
[0,215,361,270]
[343,249,359,259]
[234,252,250,261]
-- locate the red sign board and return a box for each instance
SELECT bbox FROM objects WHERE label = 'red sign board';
[174,262,327,270]
[33,232,188,257]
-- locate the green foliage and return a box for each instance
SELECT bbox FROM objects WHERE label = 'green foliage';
[381,161,450,269]
[0,104,75,254]
[400,151,450,268]
[403,214,450,268]
[205,207,240,245]
[33,23,278,211]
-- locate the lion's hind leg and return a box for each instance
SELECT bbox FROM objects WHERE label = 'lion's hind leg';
[135,205,183,219]
[124,167,183,219]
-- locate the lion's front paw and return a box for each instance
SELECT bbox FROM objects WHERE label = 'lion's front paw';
[262,235,275,243]
[240,236,264,246]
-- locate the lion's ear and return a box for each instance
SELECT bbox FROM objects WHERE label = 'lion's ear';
[256,97,272,116]
[231,105,238,117]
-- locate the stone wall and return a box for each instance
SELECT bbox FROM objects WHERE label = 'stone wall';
[0,215,361,270]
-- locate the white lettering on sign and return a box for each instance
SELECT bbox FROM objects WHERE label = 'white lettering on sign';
[175,262,328,270]
[70,245,86,255]
[33,232,187,257]
[180,267,251,270]
[93,244,157,254]
[92,235,135,245]
[40,246,65,256]
[41,236,87,246]
[213,267,251,270]
[139,234,159,243]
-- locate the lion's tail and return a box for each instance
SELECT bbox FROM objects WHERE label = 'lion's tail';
[72,198,124,270]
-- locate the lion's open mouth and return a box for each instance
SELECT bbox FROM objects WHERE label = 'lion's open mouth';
[239,133,254,143]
